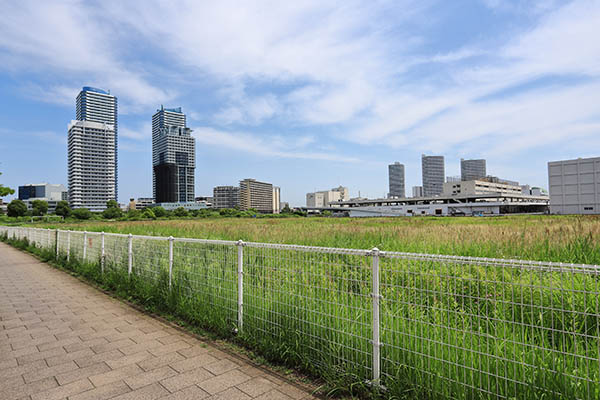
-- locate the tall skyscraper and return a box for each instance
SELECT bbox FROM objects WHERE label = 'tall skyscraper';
[388,162,405,198]
[422,154,445,196]
[68,87,117,211]
[68,121,116,211]
[75,87,118,199]
[461,158,486,181]
[152,106,195,203]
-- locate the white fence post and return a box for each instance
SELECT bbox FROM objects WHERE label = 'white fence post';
[47,228,51,249]
[55,229,59,260]
[67,230,71,262]
[168,236,174,289]
[101,232,105,274]
[371,247,381,387]
[83,231,87,261]
[128,234,133,276]
[237,240,244,333]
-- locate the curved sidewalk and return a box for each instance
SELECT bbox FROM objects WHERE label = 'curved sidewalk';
[0,243,316,400]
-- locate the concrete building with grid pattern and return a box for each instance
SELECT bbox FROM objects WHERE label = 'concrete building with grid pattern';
[421,154,445,196]
[213,186,240,209]
[388,162,405,198]
[461,158,486,181]
[239,178,274,213]
[152,106,195,203]
[67,120,116,211]
[548,156,600,214]
[75,87,118,200]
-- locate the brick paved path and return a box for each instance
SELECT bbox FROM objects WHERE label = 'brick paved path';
[0,243,316,400]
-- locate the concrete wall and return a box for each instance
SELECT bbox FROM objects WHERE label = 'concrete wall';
[548,157,600,214]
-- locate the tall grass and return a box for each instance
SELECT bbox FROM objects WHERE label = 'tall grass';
[4,226,600,399]
[40,214,600,264]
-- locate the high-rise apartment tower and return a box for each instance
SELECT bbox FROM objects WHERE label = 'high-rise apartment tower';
[421,154,445,196]
[388,162,405,198]
[152,106,195,203]
[75,86,118,199]
[68,87,118,211]
[461,159,486,181]
[239,179,274,213]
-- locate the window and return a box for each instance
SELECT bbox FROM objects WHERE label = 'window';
[584,207,594,211]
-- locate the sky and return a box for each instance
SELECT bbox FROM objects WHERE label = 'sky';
[1,0,599,206]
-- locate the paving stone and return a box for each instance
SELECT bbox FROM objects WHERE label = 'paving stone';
[204,358,240,375]
[162,385,210,400]
[68,380,132,400]
[104,350,152,369]
[160,367,215,393]
[88,363,143,387]
[110,382,169,400]
[237,376,279,397]
[170,353,219,373]
[198,369,251,395]
[30,378,94,400]
[137,351,185,371]
[124,365,178,390]
[254,389,294,400]
[209,387,252,400]
[55,361,111,385]
[22,360,79,383]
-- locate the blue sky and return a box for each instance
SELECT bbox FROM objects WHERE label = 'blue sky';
[1,0,599,206]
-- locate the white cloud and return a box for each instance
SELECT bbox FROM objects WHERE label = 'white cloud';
[120,123,152,141]
[192,127,360,163]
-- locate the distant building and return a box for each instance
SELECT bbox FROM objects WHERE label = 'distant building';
[273,186,281,214]
[134,197,155,210]
[213,186,240,209]
[422,154,445,196]
[195,196,214,206]
[548,156,600,214]
[442,179,523,197]
[461,159,486,181]
[239,179,274,213]
[75,86,118,200]
[388,162,405,198]
[306,186,349,208]
[19,183,67,201]
[68,120,117,211]
[152,106,195,203]
[412,186,423,198]
[153,202,209,211]
[128,198,136,211]
[280,202,290,211]
[446,176,461,183]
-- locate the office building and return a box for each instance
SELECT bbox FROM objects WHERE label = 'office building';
[68,120,116,211]
[134,197,155,210]
[239,179,274,213]
[306,186,349,208]
[213,186,240,209]
[388,162,405,198]
[442,179,523,197]
[152,106,195,203]
[412,186,424,198]
[422,154,445,196]
[19,183,67,201]
[273,186,281,214]
[461,159,486,181]
[548,156,600,214]
[76,87,118,199]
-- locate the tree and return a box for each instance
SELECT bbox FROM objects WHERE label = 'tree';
[72,208,92,220]
[0,172,15,198]
[173,207,188,217]
[55,200,71,217]
[7,199,27,217]
[127,209,141,220]
[281,204,292,214]
[141,208,156,219]
[31,200,48,216]
[153,206,166,218]
[102,206,123,219]
[106,199,119,209]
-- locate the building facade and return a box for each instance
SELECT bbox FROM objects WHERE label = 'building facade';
[388,162,405,198]
[152,106,195,203]
[422,154,445,196]
[412,186,424,198]
[273,186,281,214]
[68,120,117,211]
[213,186,240,209]
[460,159,486,181]
[442,179,523,197]
[239,179,274,213]
[19,183,67,201]
[306,186,349,207]
[76,87,118,199]
[548,157,600,214]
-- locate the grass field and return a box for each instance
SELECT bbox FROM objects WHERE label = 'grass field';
[15,215,600,398]
[42,214,600,264]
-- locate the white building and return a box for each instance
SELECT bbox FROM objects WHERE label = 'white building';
[272,186,281,214]
[68,120,117,211]
[548,157,600,214]
[442,179,523,197]
[306,186,349,207]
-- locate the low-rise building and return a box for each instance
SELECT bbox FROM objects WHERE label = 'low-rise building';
[548,156,600,214]
[135,197,155,210]
[306,186,349,207]
[213,186,240,209]
[19,183,67,201]
[153,202,209,211]
[442,178,522,197]
[239,179,274,213]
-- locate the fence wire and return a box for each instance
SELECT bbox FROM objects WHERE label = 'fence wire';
[1,226,599,400]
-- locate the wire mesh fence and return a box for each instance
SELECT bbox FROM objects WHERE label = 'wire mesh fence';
[1,225,599,399]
